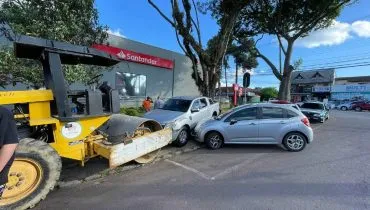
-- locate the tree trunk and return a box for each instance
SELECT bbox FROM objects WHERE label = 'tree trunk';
[278,72,292,100]
[278,41,294,101]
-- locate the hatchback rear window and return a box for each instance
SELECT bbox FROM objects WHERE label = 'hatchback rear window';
[287,110,299,118]
[261,107,284,119]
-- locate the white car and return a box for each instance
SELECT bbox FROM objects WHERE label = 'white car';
[144,96,220,147]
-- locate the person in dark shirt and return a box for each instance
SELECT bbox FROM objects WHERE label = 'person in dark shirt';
[0,106,18,198]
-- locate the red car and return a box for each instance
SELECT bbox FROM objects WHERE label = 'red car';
[352,101,370,111]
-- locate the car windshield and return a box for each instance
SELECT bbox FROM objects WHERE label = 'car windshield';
[301,103,324,110]
[160,99,192,112]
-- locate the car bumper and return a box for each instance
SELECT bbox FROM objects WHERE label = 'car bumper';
[304,113,325,122]
[310,116,325,122]
[306,127,314,144]
[172,129,181,141]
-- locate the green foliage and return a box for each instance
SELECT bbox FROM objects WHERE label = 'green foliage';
[231,0,353,100]
[226,37,258,70]
[260,87,278,101]
[0,0,108,88]
[120,107,145,117]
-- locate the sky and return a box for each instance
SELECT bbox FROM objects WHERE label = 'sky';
[96,0,370,88]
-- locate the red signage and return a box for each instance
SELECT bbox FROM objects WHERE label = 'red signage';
[92,44,174,70]
[238,87,243,97]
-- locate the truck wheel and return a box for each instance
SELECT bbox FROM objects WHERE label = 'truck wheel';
[0,138,62,210]
[173,127,189,147]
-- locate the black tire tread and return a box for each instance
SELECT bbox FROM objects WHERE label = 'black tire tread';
[2,138,62,210]
[283,132,307,152]
[173,127,189,147]
[205,131,224,150]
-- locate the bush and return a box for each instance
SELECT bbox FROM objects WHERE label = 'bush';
[120,107,145,117]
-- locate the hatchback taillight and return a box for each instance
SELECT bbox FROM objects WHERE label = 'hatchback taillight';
[301,117,310,127]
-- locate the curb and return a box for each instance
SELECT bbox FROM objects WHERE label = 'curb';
[57,143,202,188]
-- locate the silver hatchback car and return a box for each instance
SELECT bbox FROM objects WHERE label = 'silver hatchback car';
[194,103,313,152]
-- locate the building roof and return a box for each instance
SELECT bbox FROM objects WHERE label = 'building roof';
[335,76,370,83]
[291,69,335,84]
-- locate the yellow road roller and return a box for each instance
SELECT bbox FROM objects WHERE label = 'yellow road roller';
[0,35,172,209]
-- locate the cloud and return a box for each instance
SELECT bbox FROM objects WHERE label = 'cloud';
[107,28,125,38]
[351,20,370,38]
[296,20,352,48]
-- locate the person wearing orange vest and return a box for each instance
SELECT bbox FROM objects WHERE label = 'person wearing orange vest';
[142,97,153,112]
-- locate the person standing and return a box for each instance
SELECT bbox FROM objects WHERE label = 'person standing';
[0,106,19,198]
[154,96,164,109]
[142,97,153,112]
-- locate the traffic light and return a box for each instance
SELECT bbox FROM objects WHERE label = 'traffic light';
[243,72,250,88]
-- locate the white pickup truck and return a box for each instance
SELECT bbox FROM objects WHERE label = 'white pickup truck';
[144,96,220,147]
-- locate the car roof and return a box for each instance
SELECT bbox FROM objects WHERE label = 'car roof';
[234,103,297,110]
[171,96,204,100]
[302,101,324,104]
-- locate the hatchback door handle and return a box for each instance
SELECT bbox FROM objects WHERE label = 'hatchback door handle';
[280,121,286,124]
[249,123,256,125]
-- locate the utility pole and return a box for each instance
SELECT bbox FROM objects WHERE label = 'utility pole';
[235,63,238,84]
[225,65,228,99]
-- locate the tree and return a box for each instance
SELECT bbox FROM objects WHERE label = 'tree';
[148,0,248,97]
[260,87,278,101]
[0,0,108,88]
[226,37,258,84]
[233,0,354,100]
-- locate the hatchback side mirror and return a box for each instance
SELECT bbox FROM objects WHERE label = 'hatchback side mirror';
[191,108,200,113]
[230,119,238,125]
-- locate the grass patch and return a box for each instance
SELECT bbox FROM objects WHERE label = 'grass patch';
[120,107,145,117]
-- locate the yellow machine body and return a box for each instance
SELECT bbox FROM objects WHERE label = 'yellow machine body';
[0,90,171,167]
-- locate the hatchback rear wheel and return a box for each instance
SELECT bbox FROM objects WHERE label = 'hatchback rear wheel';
[283,132,307,152]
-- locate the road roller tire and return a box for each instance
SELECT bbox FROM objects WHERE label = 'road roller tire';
[0,138,62,210]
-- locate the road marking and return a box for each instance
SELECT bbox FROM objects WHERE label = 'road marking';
[212,153,265,179]
[165,153,266,181]
[165,159,213,180]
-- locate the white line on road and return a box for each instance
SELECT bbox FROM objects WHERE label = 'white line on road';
[165,159,213,180]
[212,153,265,180]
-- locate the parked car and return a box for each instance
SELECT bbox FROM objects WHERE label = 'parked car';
[194,103,313,152]
[352,101,370,111]
[144,96,220,147]
[327,100,341,109]
[300,102,329,123]
[338,101,361,111]
[270,100,301,112]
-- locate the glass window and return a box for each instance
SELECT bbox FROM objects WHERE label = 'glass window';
[225,107,258,122]
[200,98,207,109]
[162,99,192,112]
[301,103,324,110]
[287,110,299,118]
[115,72,147,98]
[261,107,284,119]
[191,100,201,110]
[209,98,215,104]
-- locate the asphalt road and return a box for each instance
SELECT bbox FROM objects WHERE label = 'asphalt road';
[36,110,370,210]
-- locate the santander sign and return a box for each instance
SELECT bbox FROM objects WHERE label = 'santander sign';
[93,44,174,70]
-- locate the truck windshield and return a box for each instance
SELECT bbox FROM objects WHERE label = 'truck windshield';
[301,103,324,110]
[161,99,192,112]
